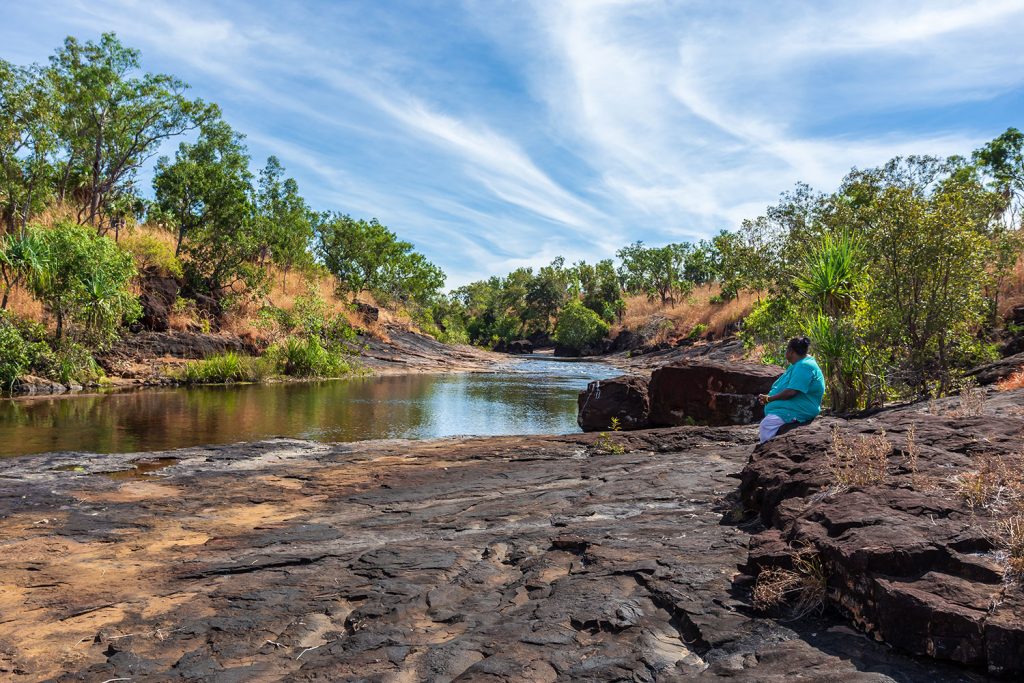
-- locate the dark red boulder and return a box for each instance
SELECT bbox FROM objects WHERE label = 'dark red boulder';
[577,374,650,432]
[647,359,782,426]
[138,274,180,332]
[507,340,534,354]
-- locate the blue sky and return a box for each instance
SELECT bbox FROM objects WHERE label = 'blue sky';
[4,1,1024,287]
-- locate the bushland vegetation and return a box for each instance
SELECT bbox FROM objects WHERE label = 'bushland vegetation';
[2,33,1022,403]
[0,34,445,387]
[435,135,1024,407]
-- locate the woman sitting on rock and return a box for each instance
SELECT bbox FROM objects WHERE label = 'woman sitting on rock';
[757,337,825,443]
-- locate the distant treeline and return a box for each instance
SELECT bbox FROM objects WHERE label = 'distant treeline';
[2,33,1022,406]
[426,133,1024,410]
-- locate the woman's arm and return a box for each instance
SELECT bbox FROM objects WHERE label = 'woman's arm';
[758,389,799,405]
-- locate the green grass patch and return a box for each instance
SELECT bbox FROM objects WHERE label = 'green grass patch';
[179,352,271,384]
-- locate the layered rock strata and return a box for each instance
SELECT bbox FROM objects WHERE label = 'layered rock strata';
[740,389,1024,677]
[0,428,970,681]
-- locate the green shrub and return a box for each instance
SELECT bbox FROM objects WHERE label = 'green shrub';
[687,322,709,340]
[740,296,803,364]
[121,233,184,278]
[31,222,141,346]
[43,342,103,385]
[0,312,52,389]
[0,319,32,389]
[554,301,610,352]
[267,336,349,378]
[179,352,270,384]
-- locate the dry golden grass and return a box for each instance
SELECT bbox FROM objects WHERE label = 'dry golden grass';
[827,426,891,488]
[752,551,827,617]
[1002,515,1024,576]
[955,385,987,417]
[4,285,44,322]
[951,453,1024,513]
[997,370,1024,392]
[997,255,1024,319]
[615,285,756,342]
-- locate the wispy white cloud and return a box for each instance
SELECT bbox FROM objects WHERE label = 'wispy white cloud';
[7,0,1024,285]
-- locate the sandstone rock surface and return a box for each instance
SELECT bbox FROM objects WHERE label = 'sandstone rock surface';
[577,374,650,431]
[648,360,782,427]
[0,427,970,681]
[740,388,1024,677]
[11,374,69,396]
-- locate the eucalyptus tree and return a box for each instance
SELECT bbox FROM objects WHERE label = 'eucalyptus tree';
[616,241,692,305]
[256,156,314,284]
[48,33,211,230]
[0,61,56,235]
[152,118,263,295]
[315,213,444,307]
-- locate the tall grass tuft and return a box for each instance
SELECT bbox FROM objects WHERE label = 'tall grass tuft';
[267,336,350,378]
[179,352,270,384]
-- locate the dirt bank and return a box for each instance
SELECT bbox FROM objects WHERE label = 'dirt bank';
[0,427,979,681]
[74,326,501,392]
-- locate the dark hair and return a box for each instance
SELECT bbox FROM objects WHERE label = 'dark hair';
[787,336,811,356]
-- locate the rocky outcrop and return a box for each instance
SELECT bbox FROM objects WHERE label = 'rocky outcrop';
[648,359,782,426]
[495,339,533,354]
[739,389,1024,677]
[11,374,69,396]
[0,429,971,681]
[355,326,503,375]
[355,301,379,323]
[507,339,534,354]
[965,352,1024,385]
[104,330,262,362]
[138,273,180,332]
[577,374,650,431]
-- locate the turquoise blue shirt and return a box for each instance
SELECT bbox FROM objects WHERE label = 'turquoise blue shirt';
[765,356,825,423]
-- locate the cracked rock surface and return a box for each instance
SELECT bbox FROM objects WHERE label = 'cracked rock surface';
[0,426,987,681]
[742,389,1024,679]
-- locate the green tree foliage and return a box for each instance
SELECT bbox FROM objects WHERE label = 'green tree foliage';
[744,152,1013,404]
[48,33,211,230]
[848,157,1005,392]
[0,228,46,309]
[576,259,624,322]
[30,221,140,345]
[796,232,873,412]
[0,61,55,235]
[257,156,314,281]
[152,118,265,295]
[315,213,444,307]
[0,313,43,388]
[616,241,693,305]
[526,257,572,331]
[683,239,720,285]
[554,300,609,352]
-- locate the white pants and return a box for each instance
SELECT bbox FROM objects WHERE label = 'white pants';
[759,414,786,443]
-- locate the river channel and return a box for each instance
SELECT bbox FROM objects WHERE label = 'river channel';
[0,358,620,457]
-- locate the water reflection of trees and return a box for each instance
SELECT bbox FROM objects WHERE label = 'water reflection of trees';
[0,371,598,457]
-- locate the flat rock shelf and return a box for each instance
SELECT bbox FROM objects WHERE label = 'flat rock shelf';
[0,427,995,681]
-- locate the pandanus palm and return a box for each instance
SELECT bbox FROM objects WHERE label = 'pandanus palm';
[0,230,46,310]
[795,232,872,412]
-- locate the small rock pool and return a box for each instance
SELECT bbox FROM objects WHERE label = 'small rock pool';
[0,357,621,457]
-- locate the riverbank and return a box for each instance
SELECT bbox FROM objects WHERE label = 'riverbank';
[0,411,1006,680]
[7,324,506,398]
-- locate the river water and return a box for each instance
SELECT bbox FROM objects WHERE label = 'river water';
[0,358,620,457]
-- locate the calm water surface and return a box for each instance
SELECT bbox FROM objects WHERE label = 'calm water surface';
[0,358,620,456]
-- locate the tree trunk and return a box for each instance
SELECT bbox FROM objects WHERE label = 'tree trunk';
[88,119,104,228]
